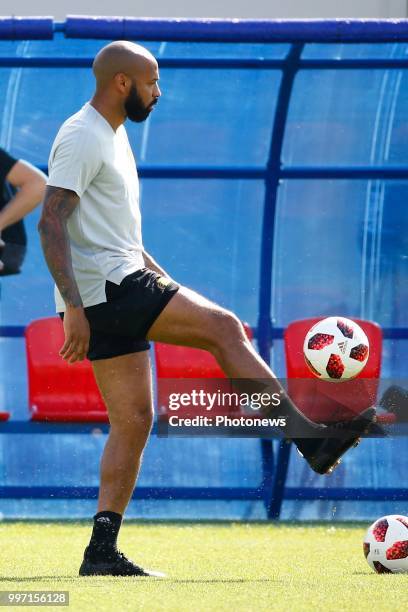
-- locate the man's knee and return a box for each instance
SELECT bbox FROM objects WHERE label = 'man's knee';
[207,309,247,352]
[109,403,153,437]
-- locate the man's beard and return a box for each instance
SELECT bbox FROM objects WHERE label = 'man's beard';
[124,84,156,122]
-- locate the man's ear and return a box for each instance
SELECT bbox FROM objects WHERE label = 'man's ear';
[114,72,129,94]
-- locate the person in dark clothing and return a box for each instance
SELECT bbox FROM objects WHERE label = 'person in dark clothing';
[0,148,46,275]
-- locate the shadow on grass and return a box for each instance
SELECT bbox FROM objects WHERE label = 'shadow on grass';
[352,571,396,576]
[0,576,76,582]
[166,578,280,584]
[0,576,279,584]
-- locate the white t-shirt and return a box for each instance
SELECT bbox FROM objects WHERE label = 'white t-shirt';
[47,102,145,312]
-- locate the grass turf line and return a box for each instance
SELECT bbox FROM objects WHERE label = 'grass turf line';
[0,522,407,611]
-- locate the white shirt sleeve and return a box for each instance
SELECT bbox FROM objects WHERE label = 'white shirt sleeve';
[47,126,101,198]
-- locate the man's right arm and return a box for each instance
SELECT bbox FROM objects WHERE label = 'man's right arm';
[38,186,90,363]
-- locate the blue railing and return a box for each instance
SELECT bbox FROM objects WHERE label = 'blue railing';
[1,17,408,519]
[2,16,408,42]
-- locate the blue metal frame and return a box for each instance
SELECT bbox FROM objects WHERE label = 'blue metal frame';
[3,17,408,42]
[2,326,406,340]
[5,57,408,70]
[257,43,304,519]
[62,17,408,43]
[0,17,53,40]
[37,164,408,180]
[0,485,264,501]
[1,18,408,518]
[2,486,407,502]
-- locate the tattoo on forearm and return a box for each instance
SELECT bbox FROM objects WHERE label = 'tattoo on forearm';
[38,186,83,308]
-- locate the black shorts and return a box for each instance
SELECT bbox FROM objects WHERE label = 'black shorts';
[59,268,179,361]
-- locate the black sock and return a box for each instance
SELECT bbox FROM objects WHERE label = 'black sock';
[230,378,323,456]
[88,511,123,560]
[275,395,321,436]
[232,378,322,436]
[273,390,327,455]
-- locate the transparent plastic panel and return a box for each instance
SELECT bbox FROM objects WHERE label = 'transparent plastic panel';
[0,180,263,326]
[1,33,407,521]
[1,68,94,163]
[283,69,408,166]
[141,179,264,323]
[2,67,280,167]
[283,438,408,521]
[0,37,160,58]
[2,38,407,60]
[271,180,408,347]
[127,68,280,166]
[0,35,290,59]
[303,42,408,59]
[155,42,290,59]
[0,207,54,327]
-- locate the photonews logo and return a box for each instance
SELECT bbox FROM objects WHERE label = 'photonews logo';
[157,379,293,437]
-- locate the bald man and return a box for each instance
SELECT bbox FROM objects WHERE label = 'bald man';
[39,41,375,577]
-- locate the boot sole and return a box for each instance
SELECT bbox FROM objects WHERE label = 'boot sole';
[79,561,165,577]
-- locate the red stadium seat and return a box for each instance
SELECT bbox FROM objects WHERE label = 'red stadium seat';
[25,317,108,422]
[284,317,392,423]
[154,323,253,419]
[0,411,10,421]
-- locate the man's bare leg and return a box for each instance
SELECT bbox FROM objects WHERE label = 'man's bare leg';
[78,350,159,576]
[91,351,153,514]
[147,286,316,429]
[147,285,375,474]
[147,286,272,379]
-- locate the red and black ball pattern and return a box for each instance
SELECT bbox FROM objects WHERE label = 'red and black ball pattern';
[350,344,369,362]
[397,517,408,529]
[308,333,334,350]
[363,542,370,558]
[373,519,389,542]
[326,354,344,379]
[386,540,408,561]
[373,561,393,573]
[337,319,354,338]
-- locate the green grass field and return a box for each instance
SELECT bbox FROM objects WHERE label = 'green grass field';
[1,521,407,611]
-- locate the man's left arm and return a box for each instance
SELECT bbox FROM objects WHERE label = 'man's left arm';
[0,160,47,232]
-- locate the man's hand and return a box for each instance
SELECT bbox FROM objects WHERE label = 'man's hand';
[60,306,90,363]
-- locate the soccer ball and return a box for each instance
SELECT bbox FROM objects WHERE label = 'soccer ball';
[303,317,369,381]
[364,515,408,573]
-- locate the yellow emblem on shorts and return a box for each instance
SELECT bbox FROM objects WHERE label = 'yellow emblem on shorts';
[156,276,171,289]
